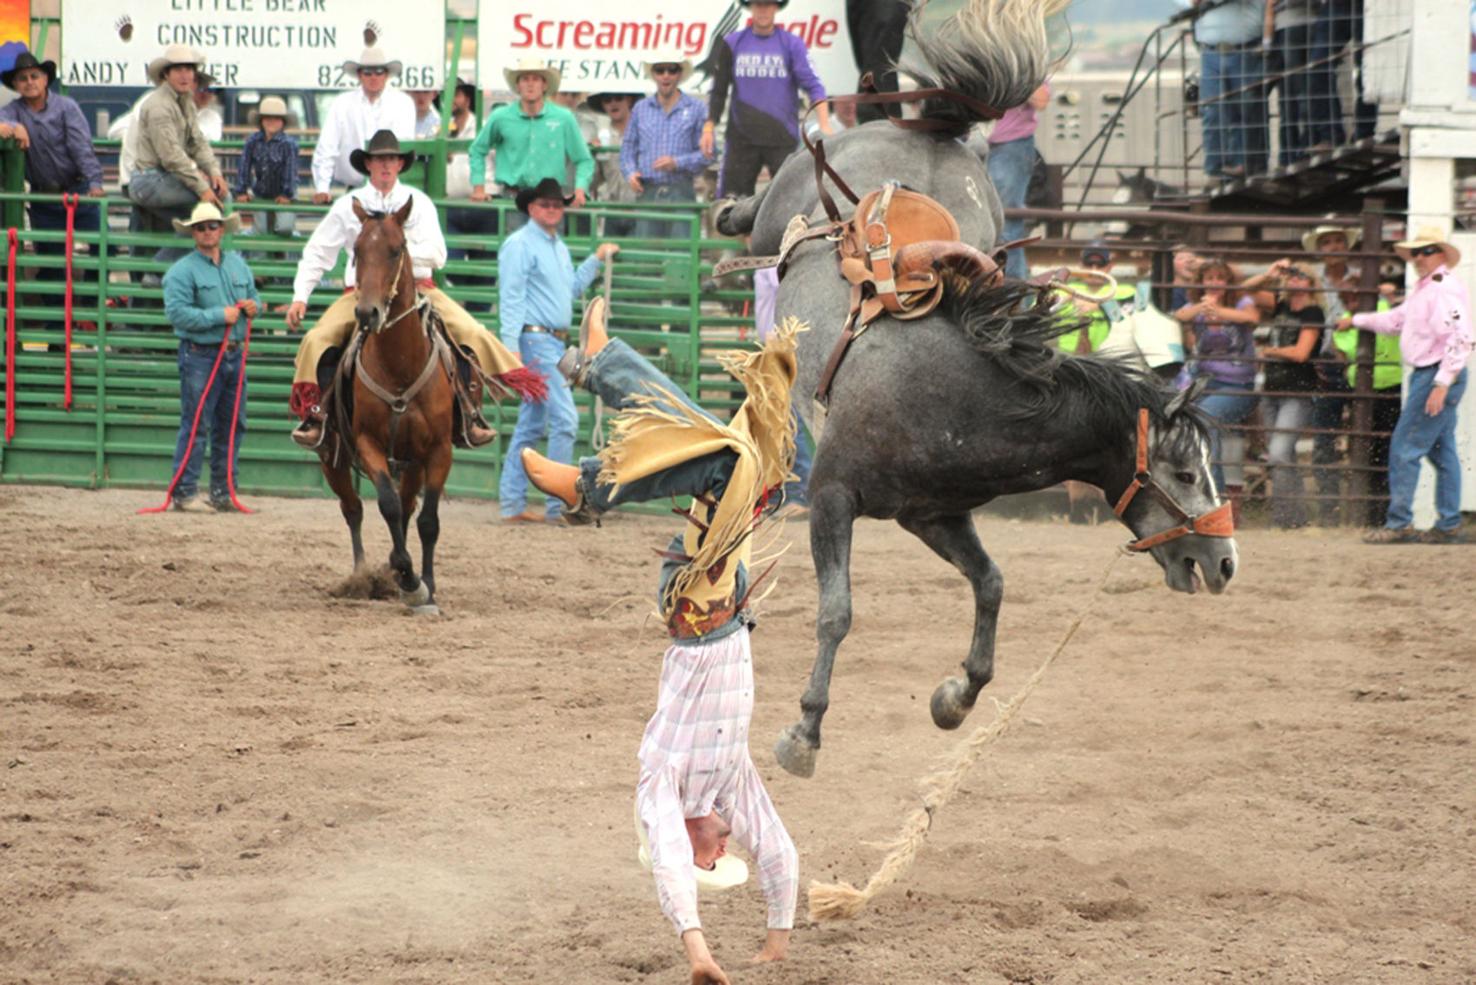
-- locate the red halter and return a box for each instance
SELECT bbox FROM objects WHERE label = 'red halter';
[1113,408,1236,553]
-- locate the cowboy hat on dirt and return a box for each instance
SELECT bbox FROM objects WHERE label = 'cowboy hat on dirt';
[349,129,418,175]
[1,51,57,91]
[514,177,574,214]
[1300,221,1362,254]
[503,57,560,95]
[643,51,694,85]
[1394,226,1461,268]
[147,43,214,86]
[633,801,748,892]
[342,46,403,77]
[172,200,242,235]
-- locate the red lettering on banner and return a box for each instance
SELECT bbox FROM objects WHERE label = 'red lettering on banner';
[513,12,533,46]
[506,13,709,55]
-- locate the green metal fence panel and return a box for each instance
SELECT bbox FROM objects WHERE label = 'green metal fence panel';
[0,188,750,507]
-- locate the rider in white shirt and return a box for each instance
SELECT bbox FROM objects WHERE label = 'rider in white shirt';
[310,46,416,203]
[286,131,539,448]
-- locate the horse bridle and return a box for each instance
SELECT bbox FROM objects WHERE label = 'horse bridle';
[1113,408,1236,553]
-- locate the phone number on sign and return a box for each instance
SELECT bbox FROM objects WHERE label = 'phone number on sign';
[317,65,437,88]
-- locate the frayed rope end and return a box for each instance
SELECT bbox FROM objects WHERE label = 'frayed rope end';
[807,879,870,922]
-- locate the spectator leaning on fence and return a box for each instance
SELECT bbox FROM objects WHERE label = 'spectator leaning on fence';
[469,58,594,217]
[233,96,298,237]
[622,52,713,240]
[0,52,104,292]
[128,44,228,262]
[1190,0,1267,179]
[162,202,260,514]
[1340,227,1475,545]
[704,0,832,198]
[311,47,416,205]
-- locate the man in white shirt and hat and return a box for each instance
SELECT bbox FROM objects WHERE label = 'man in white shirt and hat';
[128,43,228,260]
[286,130,544,449]
[311,47,417,204]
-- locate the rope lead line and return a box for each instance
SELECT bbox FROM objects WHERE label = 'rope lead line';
[806,551,1123,922]
[138,316,252,515]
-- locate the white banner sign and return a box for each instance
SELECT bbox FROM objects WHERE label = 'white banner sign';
[60,1,446,90]
[478,0,853,96]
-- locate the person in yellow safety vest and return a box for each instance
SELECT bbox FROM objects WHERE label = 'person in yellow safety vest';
[1059,241,1138,355]
[1330,290,1404,527]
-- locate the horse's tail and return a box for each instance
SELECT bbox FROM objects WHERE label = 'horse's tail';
[904,0,1071,133]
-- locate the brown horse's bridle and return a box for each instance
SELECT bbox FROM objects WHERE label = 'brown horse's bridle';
[1113,408,1236,553]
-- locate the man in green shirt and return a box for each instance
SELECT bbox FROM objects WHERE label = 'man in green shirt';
[468,58,594,219]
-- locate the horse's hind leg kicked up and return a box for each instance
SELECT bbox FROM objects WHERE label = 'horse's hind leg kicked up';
[897,513,1002,730]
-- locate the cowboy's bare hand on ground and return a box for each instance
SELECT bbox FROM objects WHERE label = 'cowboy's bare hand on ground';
[286,301,306,330]
[690,959,730,985]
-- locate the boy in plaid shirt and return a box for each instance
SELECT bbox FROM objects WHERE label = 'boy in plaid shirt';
[234,95,298,236]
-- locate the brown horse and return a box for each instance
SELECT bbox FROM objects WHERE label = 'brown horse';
[321,198,453,614]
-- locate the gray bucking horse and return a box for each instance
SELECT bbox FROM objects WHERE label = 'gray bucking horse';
[716,0,1239,778]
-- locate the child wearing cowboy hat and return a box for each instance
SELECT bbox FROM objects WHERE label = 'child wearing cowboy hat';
[233,95,299,237]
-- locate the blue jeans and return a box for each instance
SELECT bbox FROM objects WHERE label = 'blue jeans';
[1386,367,1466,532]
[498,331,578,518]
[1199,46,1267,175]
[985,135,1033,281]
[575,337,740,511]
[786,409,813,506]
[1262,394,1312,528]
[635,176,697,242]
[1268,24,1313,165]
[1197,379,1259,493]
[172,340,246,502]
[1307,0,1378,145]
[129,169,200,264]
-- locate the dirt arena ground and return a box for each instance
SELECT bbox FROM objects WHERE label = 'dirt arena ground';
[1,485,1472,984]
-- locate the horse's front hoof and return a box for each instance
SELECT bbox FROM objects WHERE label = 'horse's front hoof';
[408,603,440,617]
[399,581,430,607]
[930,677,976,730]
[774,725,818,778]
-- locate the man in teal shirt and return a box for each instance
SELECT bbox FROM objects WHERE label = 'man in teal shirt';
[468,58,594,218]
[162,202,261,512]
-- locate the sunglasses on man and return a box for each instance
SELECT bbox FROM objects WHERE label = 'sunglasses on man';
[1410,245,1443,258]
[359,67,389,77]
[652,65,682,76]
[194,221,223,232]
[1082,257,1110,269]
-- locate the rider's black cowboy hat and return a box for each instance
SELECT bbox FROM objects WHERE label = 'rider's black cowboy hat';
[1,52,57,91]
[349,130,418,176]
[515,178,575,214]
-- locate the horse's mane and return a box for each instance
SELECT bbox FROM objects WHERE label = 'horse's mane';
[944,279,1211,455]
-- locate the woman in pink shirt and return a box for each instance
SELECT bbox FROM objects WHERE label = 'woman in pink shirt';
[985,83,1048,280]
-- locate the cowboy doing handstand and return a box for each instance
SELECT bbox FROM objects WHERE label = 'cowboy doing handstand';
[286,130,544,447]
[523,300,803,985]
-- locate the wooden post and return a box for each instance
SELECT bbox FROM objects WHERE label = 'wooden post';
[1346,201,1384,525]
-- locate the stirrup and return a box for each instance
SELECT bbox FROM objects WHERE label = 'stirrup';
[557,346,585,386]
[292,420,325,449]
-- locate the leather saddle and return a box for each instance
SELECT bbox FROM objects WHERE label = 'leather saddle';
[835,182,961,329]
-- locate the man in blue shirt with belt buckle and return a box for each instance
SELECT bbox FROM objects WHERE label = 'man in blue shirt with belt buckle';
[1190,0,1267,179]
[162,203,261,513]
[496,177,619,524]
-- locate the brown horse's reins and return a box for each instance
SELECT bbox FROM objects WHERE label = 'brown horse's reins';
[1113,408,1236,552]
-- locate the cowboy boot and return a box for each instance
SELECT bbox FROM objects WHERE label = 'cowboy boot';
[557,296,610,386]
[290,381,327,449]
[457,373,499,448]
[521,449,600,526]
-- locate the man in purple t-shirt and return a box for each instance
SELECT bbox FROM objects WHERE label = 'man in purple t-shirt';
[703,0,833,198]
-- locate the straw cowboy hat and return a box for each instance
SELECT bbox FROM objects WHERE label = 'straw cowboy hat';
[172,201,242,235]
[634,801,749,892]
[147,43,214,86]
[1394,225,1462,268]
[349,129,418,175]
[1300,221,1362,254]
[644,51,694,85]
[249,94,295,127]
[514,177,574,214]
[503,57,560,95]
[1,51,57,91]
[342,46,402,77]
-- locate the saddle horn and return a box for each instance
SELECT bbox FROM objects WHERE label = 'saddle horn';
[893,241,1005,291]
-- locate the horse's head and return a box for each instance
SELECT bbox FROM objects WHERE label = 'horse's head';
[1110,379,1238,595]
[352,197,414,334]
